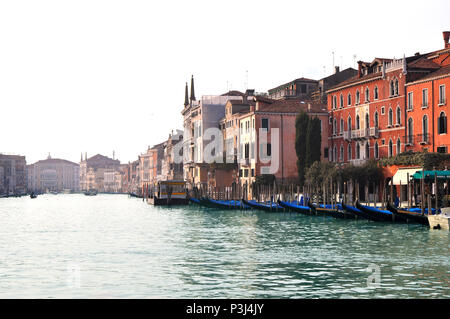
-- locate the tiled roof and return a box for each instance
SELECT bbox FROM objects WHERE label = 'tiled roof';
[407,65,450,84]
[255,97,327,114]
[327,72,382,92]
[221,90,246,97]
[408,58,440,69]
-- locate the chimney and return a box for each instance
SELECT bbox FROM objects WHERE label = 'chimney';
[357,61,363,78]
[334,66,340,74]
[443,31,450,49]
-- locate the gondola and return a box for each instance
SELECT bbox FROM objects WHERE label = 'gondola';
[242,199,284,212]
[188,197,201,205]
[386,202,429,226]
[277,200,312,215]
[307,202,355,219]
[199,198,250,210]
[30,192,37,199]
[341,202,370,220]
[355,200,407,223]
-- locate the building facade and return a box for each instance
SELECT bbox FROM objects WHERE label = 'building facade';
[79,154,121,192]
[0,154,27,195]
[27,155,80,192]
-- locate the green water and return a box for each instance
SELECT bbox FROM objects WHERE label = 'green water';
[0,194,448,298]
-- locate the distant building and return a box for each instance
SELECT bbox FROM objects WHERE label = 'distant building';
[27,154,80,192]
[268,77,318,100]
[161,130,184,181]
[312,67,358,103]
[79,154,120,192]
[0,154,27,195]
[139,142,165,192]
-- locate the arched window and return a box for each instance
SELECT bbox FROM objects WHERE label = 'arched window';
[333,95,337,109]
[365,87,370,102]
[356,115,360,129]
[347,93,352,106]
[333,118,337,135]
[340,118,344,133]
[356,143,360,159]
[389,139,393,157]
[388,108,393,126]
[395,79,399,95]
[356,90,360,104]
[407,118,413,144]
[348,144,352,161]
[340,145,344,162]
[390,81,395,96]
[348,116,352,131]
[438,112,447,134]
[396,138,401,155]
[333,145,337,162]
[365,113,369,129]
[374,142,379,158]
[374,86,379,100]
[374,111,379,128]
[396,106,401,125]
[340,94,344,108]
[365,142,370,159]
[423,115,428,142]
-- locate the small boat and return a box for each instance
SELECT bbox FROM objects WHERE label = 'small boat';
[30,192,37,199]
[242,199,284,212]
[427,207,450,230]
[307,202,355,219]
[147,180,189,205]
[202,198,250,210]
[129,192,143,198]
[341,202,370,220]
[386,202,429,225]
[277,200,312,215]
[84,189,98,196]
[355,200,406,223]
[188,197,201,205]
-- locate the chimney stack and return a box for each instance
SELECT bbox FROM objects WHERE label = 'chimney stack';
[443,31,450,49]
[334,66,340,74]
[357,61,363,78]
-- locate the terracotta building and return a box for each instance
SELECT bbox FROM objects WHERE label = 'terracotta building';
[0,154,27,195]
[326,31,450,164]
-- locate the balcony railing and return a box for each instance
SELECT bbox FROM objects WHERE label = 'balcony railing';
[348,127,379,140]
[418,133,430,145]
[343,131,351,141]
[349,158,367,166]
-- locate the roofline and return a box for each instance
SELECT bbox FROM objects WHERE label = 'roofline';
[405,71,450,86]
[326,74,383,94]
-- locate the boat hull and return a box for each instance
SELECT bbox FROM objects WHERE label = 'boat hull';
[278,200,312,215]
[386,203,429,225]
[242,199,284,212]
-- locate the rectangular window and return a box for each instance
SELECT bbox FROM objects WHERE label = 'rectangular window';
[422,89,428,107]
[381,106,385,115]
[244,169,248,177]
[439,85,446,104]
[408,92,413,110]
[267,143,271,156]
[324,147,329,158]
[301,84,307,93]
[261,118,269,131]
[437,146,447,154]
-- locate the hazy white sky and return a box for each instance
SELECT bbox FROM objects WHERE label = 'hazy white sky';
[1,0,449,164]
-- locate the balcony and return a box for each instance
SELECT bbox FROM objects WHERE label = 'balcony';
[405,135,414,146]
[418,133,430,145]
[343,131,351,141]
[349,158,367,166]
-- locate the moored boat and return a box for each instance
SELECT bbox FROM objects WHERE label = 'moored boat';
[307,202,355,219]
[277,200,312,215]
[242,199,284,212]
[84,189,98,196]
[341,202,370,220]
[427,207,450,230]
[386,202,429,225]
[147,180,188,205]
[355,200,406,223]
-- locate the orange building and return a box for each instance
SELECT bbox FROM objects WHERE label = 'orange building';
[326,31,450,164]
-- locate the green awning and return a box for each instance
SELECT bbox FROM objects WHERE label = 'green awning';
[412,170,450,180]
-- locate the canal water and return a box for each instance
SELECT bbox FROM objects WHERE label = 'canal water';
[0,194,448,298]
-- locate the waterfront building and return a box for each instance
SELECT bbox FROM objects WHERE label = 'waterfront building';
[161,130,184,181]
[139,142,165,192]
[79,154,120,192]
[181,75,246,188]
[0,154,27,195]
[312,67,358,103]
[27,154,80,192]
[268,77,318,100]
[237,97,330,191]
[326,31,450,165]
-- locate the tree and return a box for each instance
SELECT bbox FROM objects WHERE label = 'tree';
[295,111,309,186]
[305,116,322,167]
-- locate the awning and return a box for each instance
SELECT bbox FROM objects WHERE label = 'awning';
[392,167,422,185]
[412,170,450,180]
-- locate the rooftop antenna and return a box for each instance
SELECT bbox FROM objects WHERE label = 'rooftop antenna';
[332,51,335,69]
[353,54,357,68]
[245,70,248,90]
[323,66,326,77]
[113,150,115,160]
